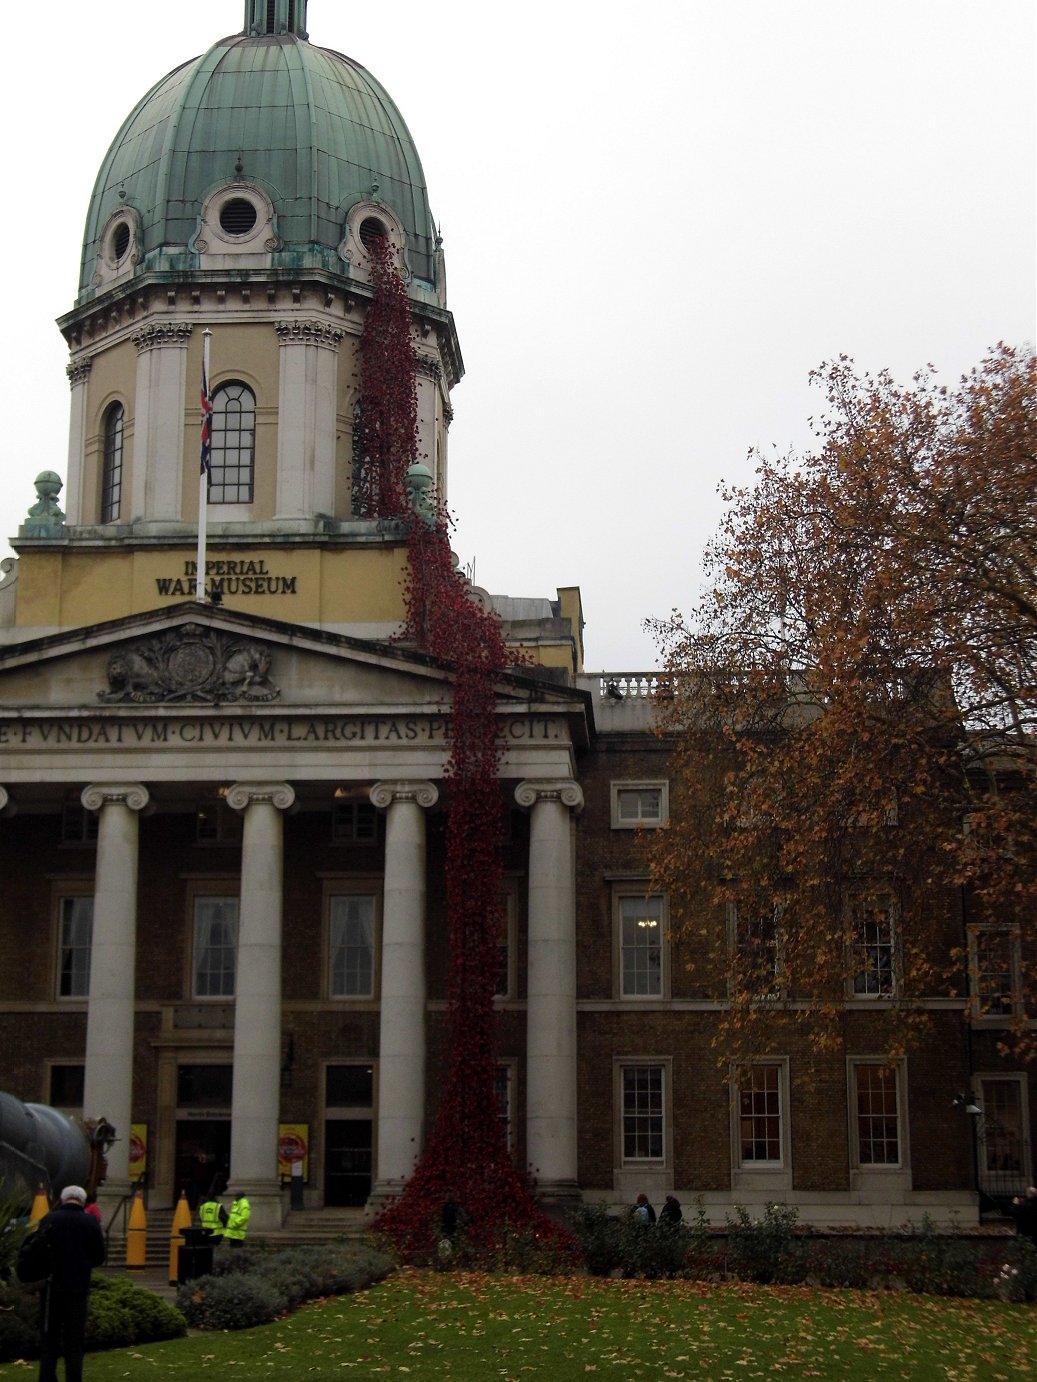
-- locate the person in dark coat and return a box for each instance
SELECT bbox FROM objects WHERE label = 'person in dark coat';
[1009,1186,1037,1244]
[659,1194,683,1227]
[37,1184,106,1382]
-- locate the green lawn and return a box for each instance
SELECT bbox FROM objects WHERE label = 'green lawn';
[2,1272,1033,1380]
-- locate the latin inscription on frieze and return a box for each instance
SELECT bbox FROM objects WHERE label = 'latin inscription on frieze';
[0,716,561,748]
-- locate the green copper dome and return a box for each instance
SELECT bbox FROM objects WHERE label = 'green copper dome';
[78,9,436,301]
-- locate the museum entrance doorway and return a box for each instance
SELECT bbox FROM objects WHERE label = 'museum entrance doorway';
[324,1063,374,1206]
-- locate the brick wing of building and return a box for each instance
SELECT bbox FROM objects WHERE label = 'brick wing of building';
[0,0,1031,1234]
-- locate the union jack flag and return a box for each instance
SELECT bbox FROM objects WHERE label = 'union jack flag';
[200,358,213,476]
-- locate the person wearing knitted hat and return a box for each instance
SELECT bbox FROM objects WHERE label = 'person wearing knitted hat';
[35,1185,105,1382]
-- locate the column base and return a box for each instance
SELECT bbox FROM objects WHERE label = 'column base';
[366,1179,410,1214]
[534,1179,583,1220]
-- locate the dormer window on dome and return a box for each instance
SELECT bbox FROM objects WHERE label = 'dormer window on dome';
[196,184,277,268]
[92,208,140,291]
[340,202,411,286]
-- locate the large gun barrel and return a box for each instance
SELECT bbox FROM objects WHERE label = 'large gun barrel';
[0,1092,114,1206]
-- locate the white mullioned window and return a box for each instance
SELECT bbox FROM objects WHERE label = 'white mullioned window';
[738,1063,784,1165]
[617,892,665,997]
[619,1062,667,1164]
[851,1061,903,1167]
[968,926,1021,1021]
[850,895,899,997]
[329,893,377,999]
[728,902,785,1000]
[57,896,94,999]
[193,897,239,998]
[610,781,669,829]
[101,402,124,523]
[209,382,256,504]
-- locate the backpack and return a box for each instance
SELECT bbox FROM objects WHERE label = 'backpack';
[16,1225,52,1284]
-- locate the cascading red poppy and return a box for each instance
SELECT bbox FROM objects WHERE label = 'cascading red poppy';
[357,236,570,1261]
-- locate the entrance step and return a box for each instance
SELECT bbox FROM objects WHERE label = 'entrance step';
[105,1206,372,1265]
[265,1207,370,1246]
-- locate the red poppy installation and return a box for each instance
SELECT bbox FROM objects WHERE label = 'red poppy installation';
[358,236,569,1260]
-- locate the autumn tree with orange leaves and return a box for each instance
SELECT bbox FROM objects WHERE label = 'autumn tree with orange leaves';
[650,345,1036,1066]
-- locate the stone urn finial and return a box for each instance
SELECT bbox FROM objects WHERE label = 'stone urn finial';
[21,471,66,537]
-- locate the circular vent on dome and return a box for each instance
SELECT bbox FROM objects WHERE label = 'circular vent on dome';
[112,222,131,262]
[219,198,259,236]
[359,216,387,249]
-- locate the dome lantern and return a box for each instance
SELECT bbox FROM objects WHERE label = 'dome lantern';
[245,0,308,37]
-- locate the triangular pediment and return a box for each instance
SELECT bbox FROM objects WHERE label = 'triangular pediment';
[0,604,590,728]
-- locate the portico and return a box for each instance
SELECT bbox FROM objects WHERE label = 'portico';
[0,605,588,1224]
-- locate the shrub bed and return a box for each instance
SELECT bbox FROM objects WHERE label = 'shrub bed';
[568,1201,1037,1300]
[175,1240,395,1330]
[0,1273,186,1364]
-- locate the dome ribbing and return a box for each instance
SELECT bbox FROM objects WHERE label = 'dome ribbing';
[78,29,436,302]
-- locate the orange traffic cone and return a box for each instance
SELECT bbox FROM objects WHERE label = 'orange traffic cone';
[168,1191,192,1285]
[29,1185,49,1224]
[126,1192,147,1269]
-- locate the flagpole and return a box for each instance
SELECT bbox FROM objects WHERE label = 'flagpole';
[196,329,212,602]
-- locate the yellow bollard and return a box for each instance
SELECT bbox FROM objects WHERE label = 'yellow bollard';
[126,1192,147,1269]
[168,1191,192,1285]
[29,1185,50,1224]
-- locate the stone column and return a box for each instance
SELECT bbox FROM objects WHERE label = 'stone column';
[368,780,438,1203]
[515,779,584,1205]
[81,783,149,1202]
[225,781,295,1230]
[64,359,92,525]
[274,320,343,521]
[130,322,193,521]
[0,787,8,814]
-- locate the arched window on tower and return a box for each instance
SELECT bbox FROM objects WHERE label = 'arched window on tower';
[101,403,124,523]
[209,383,256,504]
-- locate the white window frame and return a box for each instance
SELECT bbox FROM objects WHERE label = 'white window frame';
[848,1058,910,1189]
[731,1058,792,1190]
[610,780,669,830]
[326,883,381,1001]
[727,901,785,1001]
[191,893,240,999]
[55,888,94,1001]
[615,1058,672,1170]
[977,1073,1031,1198]
[968,925,1022,1024]
[614,888,668,999]
[848,894,900,999]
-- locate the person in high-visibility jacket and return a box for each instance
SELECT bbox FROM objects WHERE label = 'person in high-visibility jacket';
[199,1194,228,1240]
[224,1192,251,1246]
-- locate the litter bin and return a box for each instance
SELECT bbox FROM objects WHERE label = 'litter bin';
[177,1226,215,1283]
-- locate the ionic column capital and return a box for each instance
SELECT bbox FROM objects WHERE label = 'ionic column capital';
[226,781,296,813]
[81,782,150,813]
[514,779,584,814]
[370,780,439,811]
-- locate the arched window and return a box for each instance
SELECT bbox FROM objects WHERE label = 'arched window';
[101,403,124,523]
[209,383,256,504]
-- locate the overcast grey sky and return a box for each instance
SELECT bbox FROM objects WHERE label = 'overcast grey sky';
[1,1,1032,669]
